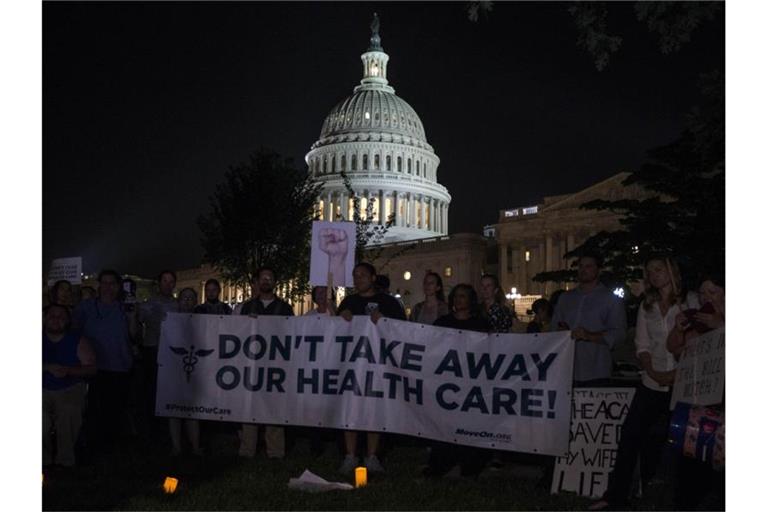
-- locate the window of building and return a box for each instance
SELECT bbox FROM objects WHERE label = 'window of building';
[525,250,531,262]
[403,271,412,281]
[444,266,452,277]
[341,154,346,171]
[365,111,371,120]
[351,155,357,171]
[397,156,402,172]
[407,158,412,173]
[331,156,335,173]
[386,155,391,171]
[322,157,327,173]
[374,154,380,170]
[522,206,539,215]
[363,154,369,170]
[504,209,519,217]
[416,160,420,176]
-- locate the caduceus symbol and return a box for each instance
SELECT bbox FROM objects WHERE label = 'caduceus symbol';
[170,345,215,382]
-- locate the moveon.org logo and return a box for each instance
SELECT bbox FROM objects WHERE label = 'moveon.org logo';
[169,345,214,382]
[455,428,512,442]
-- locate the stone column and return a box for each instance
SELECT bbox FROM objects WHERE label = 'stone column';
[379,189,386,225]
[408,193,416,227]
[338,191,348,221]
[328,191,335,221]
[545,235,553,271]
[393,192,401,227]
[438,201,444,234]
[499,243,508,293]
[420,196,427,230]
[442,203,449,234]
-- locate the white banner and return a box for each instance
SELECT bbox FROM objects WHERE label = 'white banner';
[156,313,575,456]
[47,256,82,286]
[551,387,636,498]
[670,327,725,409]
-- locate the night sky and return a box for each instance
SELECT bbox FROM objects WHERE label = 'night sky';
[43,2,724,278]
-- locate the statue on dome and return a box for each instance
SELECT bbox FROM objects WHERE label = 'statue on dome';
[368,13,382,51]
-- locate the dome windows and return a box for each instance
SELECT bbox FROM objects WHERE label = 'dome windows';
[365,111,371,120]
[362,154,369,170]
[374,154,380,170]
[407,158,412,174]
[386,155,391,171]
[397,156,402,172]
[416,160,420,176]
[341,155,346,171]
[351,155,357,171]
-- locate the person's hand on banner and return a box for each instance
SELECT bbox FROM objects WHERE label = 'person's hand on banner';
[557,321,570,331]
[370,309,383,324]
[339,309,353,321]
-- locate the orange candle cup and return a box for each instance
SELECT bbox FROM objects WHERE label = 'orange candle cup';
[355,466,367,488]
[163,477,179,494]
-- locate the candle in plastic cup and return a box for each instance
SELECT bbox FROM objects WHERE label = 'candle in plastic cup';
[163,477,179,494]
[355,466,367,488]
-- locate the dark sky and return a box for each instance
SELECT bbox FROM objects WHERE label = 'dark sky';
[43,2,724,277]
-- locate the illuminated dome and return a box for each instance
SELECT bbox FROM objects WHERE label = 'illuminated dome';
[306,14,451,243]
[316,91,429,148]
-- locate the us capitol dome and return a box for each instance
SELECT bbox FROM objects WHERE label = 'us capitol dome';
[306,14,451,243]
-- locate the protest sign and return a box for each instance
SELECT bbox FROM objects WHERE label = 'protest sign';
[551,387,635,498]
[670,327,725,409]
[47,256,82,286]
[156,313,574,456]
[309,221,356,288]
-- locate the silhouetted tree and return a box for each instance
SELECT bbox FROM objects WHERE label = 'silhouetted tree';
[198,148,322,302]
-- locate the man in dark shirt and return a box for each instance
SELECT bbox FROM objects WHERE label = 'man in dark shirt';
[238,267,293,459]
[338,263,406,324]
[193,279,232,315]
[337,262,406,474]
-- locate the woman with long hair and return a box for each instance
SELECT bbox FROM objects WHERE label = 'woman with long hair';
[590,256,699,510]
[409,272,449,325]
[478,274,515,333]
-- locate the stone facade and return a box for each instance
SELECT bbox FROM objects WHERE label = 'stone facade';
[494,172,654,296]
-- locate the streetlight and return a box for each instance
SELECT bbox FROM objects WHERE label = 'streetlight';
[505,287,522,315]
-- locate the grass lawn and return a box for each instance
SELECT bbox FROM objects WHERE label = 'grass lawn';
[42,423,680,511]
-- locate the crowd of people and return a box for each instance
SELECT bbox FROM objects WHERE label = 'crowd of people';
[42,252,724,510]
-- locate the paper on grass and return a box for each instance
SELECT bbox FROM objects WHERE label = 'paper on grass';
[287,469,354,492]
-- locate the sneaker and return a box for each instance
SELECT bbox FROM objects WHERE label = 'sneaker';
[339,454,359,474]
[364,454,385,473]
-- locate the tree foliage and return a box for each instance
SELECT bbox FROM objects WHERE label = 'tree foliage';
[197,148,322,302]
[569,1,722,71]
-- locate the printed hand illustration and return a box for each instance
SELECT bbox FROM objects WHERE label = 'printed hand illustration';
[319,228,348,257]
[319,227,348,285]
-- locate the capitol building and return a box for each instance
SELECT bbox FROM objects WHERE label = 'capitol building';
[305,17,451,242]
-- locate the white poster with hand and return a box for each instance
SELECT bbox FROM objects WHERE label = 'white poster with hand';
[310,221,356,288]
